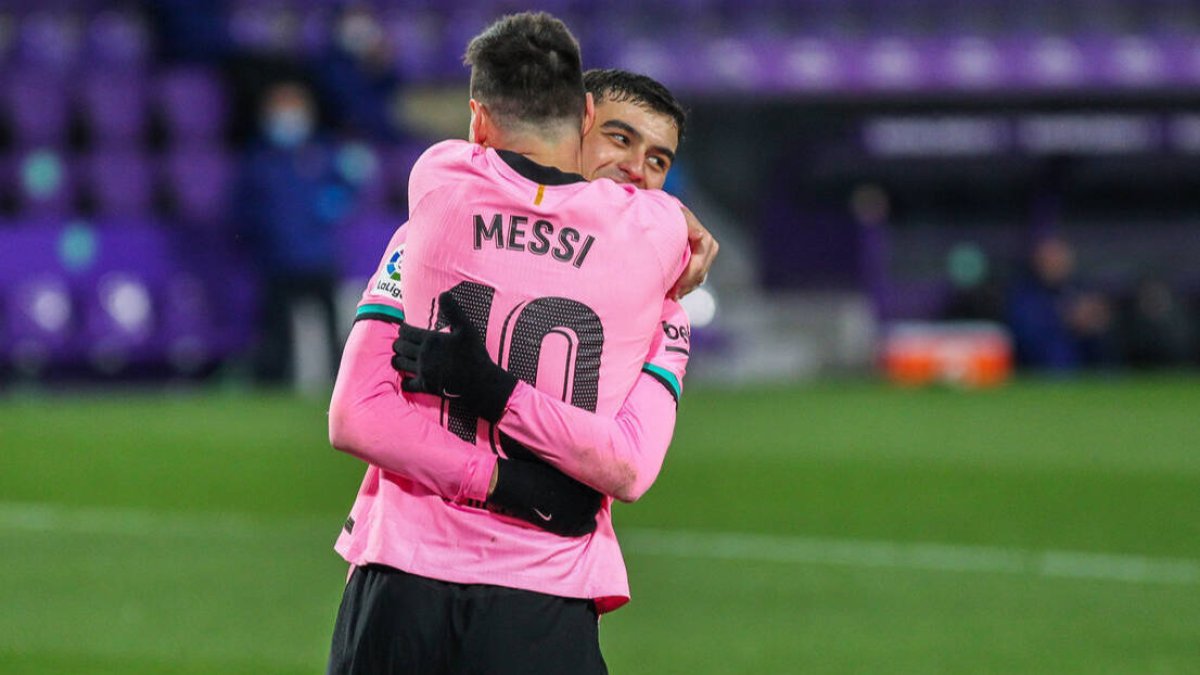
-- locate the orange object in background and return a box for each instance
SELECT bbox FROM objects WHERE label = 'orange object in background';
[882,322,1013,388]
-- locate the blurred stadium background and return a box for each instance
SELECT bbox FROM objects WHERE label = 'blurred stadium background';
[1,1,1199,673]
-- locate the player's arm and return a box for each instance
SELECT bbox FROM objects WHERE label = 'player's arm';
[487,196,694,501]
[671,205,718,300]
[395,295,690,503]
[499,301,689,503]
[329,317,496,505]
[500,370,680,503]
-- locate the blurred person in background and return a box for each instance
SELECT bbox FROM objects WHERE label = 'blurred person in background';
[942,243,1006,324]
[1121,277,1195,369]
[237,81,354,385]
[314,3,407,142]
[1006,235,1118,371]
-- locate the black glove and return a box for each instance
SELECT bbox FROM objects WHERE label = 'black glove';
[488,457,603,537]
[392,291,518,423]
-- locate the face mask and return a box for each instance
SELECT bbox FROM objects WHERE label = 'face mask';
[265,108,313,148]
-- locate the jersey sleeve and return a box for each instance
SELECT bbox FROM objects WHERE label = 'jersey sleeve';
[496,299,690,502]
[329,318,497,505]
[640,299,690,403]
[355,225,409,325]
[636,190,691,296]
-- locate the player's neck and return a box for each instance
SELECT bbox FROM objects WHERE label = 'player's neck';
[488,132,583,176]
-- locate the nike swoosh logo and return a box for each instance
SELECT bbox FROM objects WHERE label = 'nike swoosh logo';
[533,508,553,522]
[442,389,462,399]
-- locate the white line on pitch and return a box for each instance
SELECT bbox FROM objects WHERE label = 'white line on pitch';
[2,502,1197,586]
[0,502,327,539]
[621,529,1200,586]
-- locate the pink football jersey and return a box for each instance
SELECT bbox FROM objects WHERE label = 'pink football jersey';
[334,140,688,612]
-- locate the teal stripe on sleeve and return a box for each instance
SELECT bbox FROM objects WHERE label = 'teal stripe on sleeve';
[641,363,682,401]
[355,303,406,322]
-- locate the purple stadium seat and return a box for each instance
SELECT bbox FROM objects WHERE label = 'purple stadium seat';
[229,0,331,55]
[74,223,166,370]
[158,275,217,373]
[163,146,234,226]
[299,5,333,56]
[15,10,82,70]
[384,11,441,80]
[3,72,69,146]
[4,276,76,373]
[0,16,16,68]
[169,232,259,360]
[83,269,158,370]
[84,150,154,219]
[158,68,228,142]
[86,220,252,373]
[86,9,151,69]
[12,147,76,219]
[439,10,491,77]
[81,72,148,144]
[3,0,94,10]
[0,225,78,372]
[14,10,79,70]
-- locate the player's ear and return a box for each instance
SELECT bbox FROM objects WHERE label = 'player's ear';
[469,99,490,145]
[580,92,596,138]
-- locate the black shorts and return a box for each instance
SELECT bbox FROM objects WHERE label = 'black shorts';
[327,564,608,675]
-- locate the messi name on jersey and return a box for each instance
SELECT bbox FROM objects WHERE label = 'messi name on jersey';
[473,213,596,269]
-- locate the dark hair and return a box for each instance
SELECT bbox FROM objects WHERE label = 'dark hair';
[463,12,585,129]
[584,68,687,142]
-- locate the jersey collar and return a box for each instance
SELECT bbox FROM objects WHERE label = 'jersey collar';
[496,149,587,186]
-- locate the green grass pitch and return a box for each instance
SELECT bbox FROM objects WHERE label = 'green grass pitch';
[2,377,1199,673]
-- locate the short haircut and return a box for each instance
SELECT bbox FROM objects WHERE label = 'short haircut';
[584,68,687,142]
[463,12,585,131]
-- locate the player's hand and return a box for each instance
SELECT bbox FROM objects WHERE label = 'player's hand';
[671,205,718,300]
[392,291,518,423]
[488,456,603,537]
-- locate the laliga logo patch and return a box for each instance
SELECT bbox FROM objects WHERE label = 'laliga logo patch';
[370,244,405,300]
[385,248,403,281]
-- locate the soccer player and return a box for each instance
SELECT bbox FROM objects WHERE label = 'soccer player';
[383,67,703,521]
[326,14,704,673]
[582,68,717,297]
[583,69,683,186]
[356,68,705,496]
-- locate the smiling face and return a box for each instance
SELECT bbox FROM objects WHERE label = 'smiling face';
[582,98,679,190]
